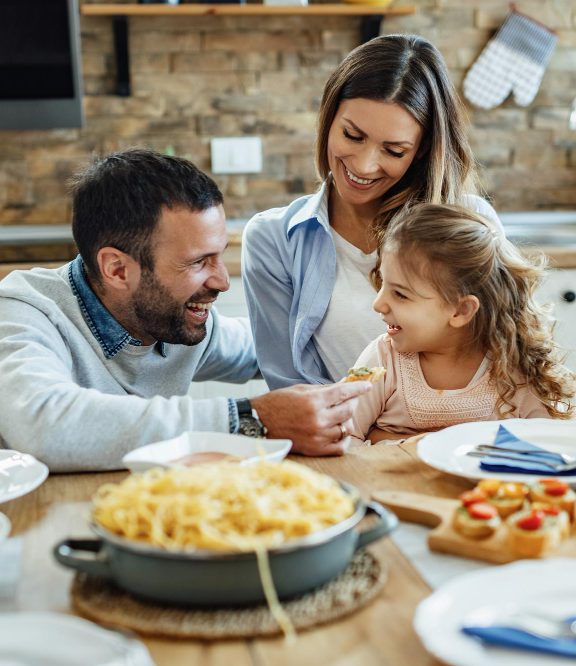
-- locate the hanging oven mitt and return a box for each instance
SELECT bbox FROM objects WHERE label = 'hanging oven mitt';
[463,9,557,109]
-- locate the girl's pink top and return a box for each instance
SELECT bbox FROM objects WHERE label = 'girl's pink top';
[350,334,550,442]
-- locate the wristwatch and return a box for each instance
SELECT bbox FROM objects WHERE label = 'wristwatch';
[235,398,267,438]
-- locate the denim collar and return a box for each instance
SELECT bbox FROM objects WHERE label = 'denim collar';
[69,255,166,359]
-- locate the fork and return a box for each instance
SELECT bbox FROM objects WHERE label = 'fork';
[465,450,576,472]
[473,444,576,465]
[494,611,576,640]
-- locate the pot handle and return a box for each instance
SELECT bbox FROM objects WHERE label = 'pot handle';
[355,500,399,550]
[53,539,113,579]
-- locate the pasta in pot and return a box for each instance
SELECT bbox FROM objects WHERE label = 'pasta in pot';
[92,460,355,551]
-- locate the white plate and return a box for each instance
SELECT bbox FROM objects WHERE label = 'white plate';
[414,558,576,666]
[0,612,155,665]
[0,450,49,504]
[417,418,576,483]
[0,511,11,542]
[122,431,292,473]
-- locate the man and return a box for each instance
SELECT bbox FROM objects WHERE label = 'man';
[0,150,370,471]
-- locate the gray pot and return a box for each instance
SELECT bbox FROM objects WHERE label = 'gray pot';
[53,485,397,606]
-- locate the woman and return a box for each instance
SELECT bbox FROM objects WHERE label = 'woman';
[242,34,501,389]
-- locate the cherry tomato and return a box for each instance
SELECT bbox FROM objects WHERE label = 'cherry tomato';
[459,490,487,507]
[517,510,545,531]
[541,480,568,497]
[468,503,498,520]
[500,482,526,498]
[477,479,500,497]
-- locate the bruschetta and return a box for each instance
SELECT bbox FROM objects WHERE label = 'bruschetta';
[529,479,575,521]
[344,366,386,383]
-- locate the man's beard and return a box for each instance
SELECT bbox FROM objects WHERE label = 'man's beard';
[131,270,218,346]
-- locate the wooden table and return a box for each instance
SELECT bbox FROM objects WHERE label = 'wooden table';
[2,442,474,665]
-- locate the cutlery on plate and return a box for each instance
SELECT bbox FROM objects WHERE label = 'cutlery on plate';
[465,450,576,472]
[473,444,576,465]
[489,611,576,640]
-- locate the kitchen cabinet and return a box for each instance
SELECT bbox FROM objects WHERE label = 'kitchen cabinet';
[536,268,576,372]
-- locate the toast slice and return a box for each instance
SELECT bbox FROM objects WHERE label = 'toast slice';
[344,366,386,383]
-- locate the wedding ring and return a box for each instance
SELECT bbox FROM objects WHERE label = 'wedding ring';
[339,423,348,440]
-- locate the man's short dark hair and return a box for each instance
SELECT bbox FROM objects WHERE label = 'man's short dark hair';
[70,149,224,281]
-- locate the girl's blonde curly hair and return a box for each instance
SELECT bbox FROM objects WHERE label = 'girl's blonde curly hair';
[381,203,575,419]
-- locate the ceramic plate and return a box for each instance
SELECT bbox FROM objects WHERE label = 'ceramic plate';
[0,511,11,542]
[122,431,292,473]
[414,558,576,666]
[0,450,49,504]
[417,418,576,483]
[0,612,155,665]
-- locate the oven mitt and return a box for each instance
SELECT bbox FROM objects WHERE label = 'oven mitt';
[479,425,572,475]
[463,10,557,109]
[462,623,576,658]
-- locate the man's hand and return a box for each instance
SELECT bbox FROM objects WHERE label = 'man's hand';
[250,382,372,456]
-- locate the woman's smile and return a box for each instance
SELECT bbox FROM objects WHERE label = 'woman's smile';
[343,164,380,188]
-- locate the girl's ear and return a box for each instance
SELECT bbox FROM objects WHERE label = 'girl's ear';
[449,295,480,328]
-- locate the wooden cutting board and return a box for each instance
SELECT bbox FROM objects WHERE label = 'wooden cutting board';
[373,489,576,564]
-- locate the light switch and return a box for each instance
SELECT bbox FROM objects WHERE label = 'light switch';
[211,137,263,174]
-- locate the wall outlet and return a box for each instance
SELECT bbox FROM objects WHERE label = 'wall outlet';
[211,137,263,174]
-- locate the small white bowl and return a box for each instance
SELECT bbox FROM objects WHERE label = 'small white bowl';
[122,431,292,473]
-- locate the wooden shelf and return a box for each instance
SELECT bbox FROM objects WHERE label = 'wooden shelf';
[82,3,416,95]
[81,4,416,17]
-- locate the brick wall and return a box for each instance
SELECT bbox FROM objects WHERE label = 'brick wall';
[381,0,576,211]
[1,0,575,236]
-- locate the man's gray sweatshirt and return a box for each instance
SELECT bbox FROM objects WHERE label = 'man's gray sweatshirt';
[0,263,259,472]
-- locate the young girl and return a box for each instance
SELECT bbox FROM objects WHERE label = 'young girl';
[349,203,575,445]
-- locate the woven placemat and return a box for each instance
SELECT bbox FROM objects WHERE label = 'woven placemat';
[71,550,386,639]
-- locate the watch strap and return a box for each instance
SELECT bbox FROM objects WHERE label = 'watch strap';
[234,398,267,438]
[235,398,253,418]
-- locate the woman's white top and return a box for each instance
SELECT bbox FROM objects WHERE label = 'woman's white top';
[313,229,385,381]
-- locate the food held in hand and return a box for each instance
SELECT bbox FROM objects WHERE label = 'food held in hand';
[452,499,501,539]
[344,366,386,382]
[529,479,576,521]
[507,506,566,557]
[477,479,528,518]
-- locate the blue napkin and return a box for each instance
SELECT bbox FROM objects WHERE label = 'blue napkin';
[479,424,573,476]
[462,623,576,657]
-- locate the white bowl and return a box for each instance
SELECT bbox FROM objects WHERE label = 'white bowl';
[122,431,292,473]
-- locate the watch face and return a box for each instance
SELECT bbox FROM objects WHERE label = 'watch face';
[238,415,266,438]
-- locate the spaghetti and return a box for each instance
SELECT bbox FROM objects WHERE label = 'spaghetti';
[92,460,355,552]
